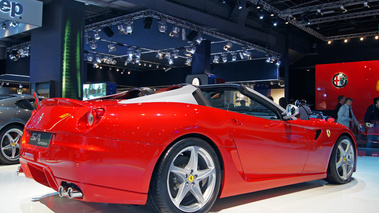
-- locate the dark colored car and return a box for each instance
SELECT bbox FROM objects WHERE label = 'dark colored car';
[0,94,37,164]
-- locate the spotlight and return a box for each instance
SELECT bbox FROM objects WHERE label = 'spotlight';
[270,13,274,17]
[237,0,243,9]
[118,24,126,34]
[186,45,196,54]
[328,40,332,44]
[258,9,264,20]
[124,60,128,66]
[143,63,146,66]
[90,41,97,50]
[360,37,364,41]
[9,50,20,61]
[213,55,220,63]
[158,21,167,33]
[156,51,164,59]
[149,64,152,67]
[127,48,134,59]
[93,63,99,69]
[231,53,237,62]
[94,30,101,40]
[168,58,173,65]
[100,66,103,69]
[316,9,323,16]
[239,51,244,59]
[222,54,228,63]
[340,5,347,13]
[108,43,117,52]
[285,21,289,25]
[275,60,281,67]
[128,71,131,74]
[172,50,179,59]
[87,53,93,62]
[96,55,102,64]
[364,1,370,8]
[195,34,203,44]
[156,65,159,69]
[136,58,140,64]
[266,57,271,63]
[344,39,348,43]
[223,41,233,51]
[222,0,226,3]
[169,26,180,37]
[185,58,192,66]
[376,35,379,40]
[10,21,18,27]
[242,48,251,58]
[1,22,7,30]
[126,21,133,34]
[272,18,279,27]
[116,68,119,72]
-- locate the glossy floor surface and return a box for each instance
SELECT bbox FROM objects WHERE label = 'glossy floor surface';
[1,156,378,213]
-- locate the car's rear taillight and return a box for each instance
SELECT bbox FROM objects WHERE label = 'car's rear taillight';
[86,108,105,127]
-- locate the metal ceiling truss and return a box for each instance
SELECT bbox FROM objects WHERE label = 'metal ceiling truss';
[6,41,31,52]
[248,0,379,41]
[307,8,379,25]
[282,0,379,16]
[325,31,378,40]
[248,0,326,40]
[85,9,281,58]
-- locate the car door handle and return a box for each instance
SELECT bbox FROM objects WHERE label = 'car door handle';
[232,118,242,125]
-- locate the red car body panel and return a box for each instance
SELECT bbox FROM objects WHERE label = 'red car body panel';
[20,95,357,205]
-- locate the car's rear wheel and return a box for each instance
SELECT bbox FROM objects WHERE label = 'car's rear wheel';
[148,138,221,213]
[0,125,23,164]
[326,136,355,184]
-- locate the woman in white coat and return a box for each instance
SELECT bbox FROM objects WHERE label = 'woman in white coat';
[337,97,359,129]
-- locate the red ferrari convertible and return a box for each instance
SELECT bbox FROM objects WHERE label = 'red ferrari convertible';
[19,84,356,213]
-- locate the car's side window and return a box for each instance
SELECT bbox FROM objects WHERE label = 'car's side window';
[202,88,279,120]
[15,99,34,110]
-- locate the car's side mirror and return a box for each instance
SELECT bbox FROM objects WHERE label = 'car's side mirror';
[283,104,299,120]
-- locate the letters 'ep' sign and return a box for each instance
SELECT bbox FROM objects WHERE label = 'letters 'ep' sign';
[0,0,23,18]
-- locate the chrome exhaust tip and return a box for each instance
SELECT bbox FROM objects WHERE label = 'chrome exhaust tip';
[58,186,68,197]
[67,187,83,199]
[16,165,24,176]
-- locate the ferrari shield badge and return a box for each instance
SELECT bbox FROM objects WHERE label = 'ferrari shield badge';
[326,129,331,137]
[332,73,348,88]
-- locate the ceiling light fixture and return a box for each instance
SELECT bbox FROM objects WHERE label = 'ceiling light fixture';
[158,21,167,33]
[344,39,348,43]
[213,55,220,63]
[223,41,233,51]
[340,5,347,13]
[108,43,116,52]
[222,54,228,63]
[375,35,379,40]
[327,40,332,44]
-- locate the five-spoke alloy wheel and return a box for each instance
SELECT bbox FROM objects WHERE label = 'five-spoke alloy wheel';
[0,125,23,164]
[148,138,221,213]
[326,135,355,184]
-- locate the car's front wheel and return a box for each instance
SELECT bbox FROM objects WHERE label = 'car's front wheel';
[0,125,23,164]
[326,135,355,184]
[149,138,222,213]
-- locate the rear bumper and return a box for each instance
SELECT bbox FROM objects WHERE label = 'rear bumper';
[20,158,147,204]
[20,131,166,205]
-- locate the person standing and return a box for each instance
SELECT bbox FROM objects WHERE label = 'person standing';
[279,97,287,109]
[364,97,379,127]
[337,97,359,130]
[298,99,312,120]
[335,95,345,120]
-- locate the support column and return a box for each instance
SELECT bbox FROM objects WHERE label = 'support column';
[30,0,84,99]
[192,40,211,74]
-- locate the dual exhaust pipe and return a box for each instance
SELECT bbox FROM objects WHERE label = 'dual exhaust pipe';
[58,185,83,199]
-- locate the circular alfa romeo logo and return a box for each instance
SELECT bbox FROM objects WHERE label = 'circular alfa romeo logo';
[332,73,348,88]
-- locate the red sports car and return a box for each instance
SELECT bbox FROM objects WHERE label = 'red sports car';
[19,84,357,213]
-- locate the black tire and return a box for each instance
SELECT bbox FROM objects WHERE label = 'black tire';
[0,125,23,164]
[148,138,222,213]
[325,135,355,184]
